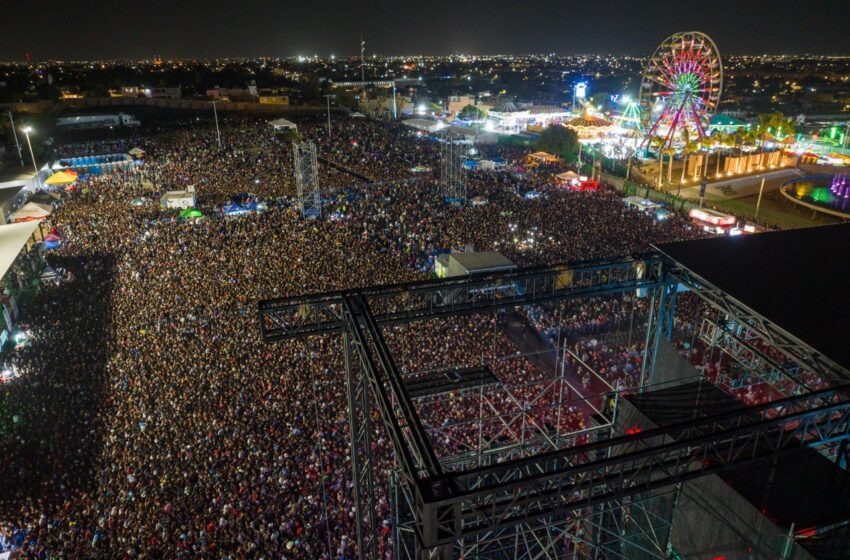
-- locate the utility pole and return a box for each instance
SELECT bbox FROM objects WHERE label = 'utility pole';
[212,100,222,148]
[22,127,38,186]
[323,94,335,137]
[8,112,24,166]
[754,176,766,221]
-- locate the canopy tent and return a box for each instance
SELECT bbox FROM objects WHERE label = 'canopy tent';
[0,221,41,279]
[555,171,582,185]
[527,151,560,163]
[180,208,203,218]
[623,196,661,211]
[223,203,250,215]
[130,197,146,207]
[269,118,298,132]
[44,170,79,185]
[128,147,146,157]
[10,202,51,223]
[160,190,196,210]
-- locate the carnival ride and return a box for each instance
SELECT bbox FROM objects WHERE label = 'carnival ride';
[640,31,723,152]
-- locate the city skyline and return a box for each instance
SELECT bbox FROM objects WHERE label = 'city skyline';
[1,0,849,61]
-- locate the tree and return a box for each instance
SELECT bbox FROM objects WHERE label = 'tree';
[458,105,485,120]
[589,92,612,113]
[534,125,579,160]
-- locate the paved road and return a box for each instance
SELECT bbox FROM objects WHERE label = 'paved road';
[677,167,804,202]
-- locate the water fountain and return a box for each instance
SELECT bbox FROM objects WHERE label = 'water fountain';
[829,174,850,198]
[780,173,850,217]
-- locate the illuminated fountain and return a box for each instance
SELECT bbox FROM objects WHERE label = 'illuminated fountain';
[781,174,850,218]
[830,174,850,198]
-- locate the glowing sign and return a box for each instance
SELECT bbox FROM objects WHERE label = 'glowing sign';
[575,82,587,99]
[689,208,736,227]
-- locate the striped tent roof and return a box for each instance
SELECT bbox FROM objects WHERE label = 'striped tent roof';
[528,105,566,115]
[567,114,613,128]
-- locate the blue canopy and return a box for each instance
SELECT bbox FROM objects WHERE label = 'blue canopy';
[223,203,250,215]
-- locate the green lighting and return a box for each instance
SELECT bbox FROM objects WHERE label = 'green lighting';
[810,188,833,204]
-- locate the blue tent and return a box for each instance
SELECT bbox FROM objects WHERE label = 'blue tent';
[223,203,249,215]
[44,239,62,250]
[463,160,479,170]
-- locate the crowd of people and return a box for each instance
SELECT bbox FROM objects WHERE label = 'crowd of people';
[0,114,756,558]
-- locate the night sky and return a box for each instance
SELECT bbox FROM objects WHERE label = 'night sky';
[1,0,848,61]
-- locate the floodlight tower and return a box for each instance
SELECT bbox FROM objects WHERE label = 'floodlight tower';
[293,141,321,219]
[440,130,467,204]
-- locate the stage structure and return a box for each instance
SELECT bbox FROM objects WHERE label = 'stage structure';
[293,140,321,219]
[440,130,467,204]
[259,249,850,559]
[639,31,723,152]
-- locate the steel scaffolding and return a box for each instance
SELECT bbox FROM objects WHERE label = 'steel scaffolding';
[440,131,467,204]
[293,140,321,219]
[259,255,850,559]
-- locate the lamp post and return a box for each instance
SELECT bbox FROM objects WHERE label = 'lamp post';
[323,94,335,137]
[22,126,38,175]
[392,80,397,121]
[212,101,222,148]
[8,112,24,166]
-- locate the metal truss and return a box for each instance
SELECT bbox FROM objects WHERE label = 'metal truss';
[293,140,321,219]
[440,131,467,204]
[664,260,850,385]
[259,256,850,559]
[258,255,664,340]
[698,316,808,397]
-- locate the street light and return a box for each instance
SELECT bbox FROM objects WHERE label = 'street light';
[323,94,335,137]
[211,101,222,148]
[7,112,24,166]
[21,126,38,175]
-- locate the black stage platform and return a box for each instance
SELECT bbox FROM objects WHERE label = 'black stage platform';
[655,223,850,374]
[628,380,850,559]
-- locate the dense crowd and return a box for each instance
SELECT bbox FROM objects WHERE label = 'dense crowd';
[0,115,726,558]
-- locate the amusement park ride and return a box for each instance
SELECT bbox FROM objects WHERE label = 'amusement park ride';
[639,31,723,152]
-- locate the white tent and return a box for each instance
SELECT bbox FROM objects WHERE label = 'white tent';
[268,118,298,132]
[0,221,41,281]
[128,147,146,156]
[10,202,51,223]
[160,190,196,210]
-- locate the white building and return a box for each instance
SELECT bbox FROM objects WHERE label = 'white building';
[487,102,573,134]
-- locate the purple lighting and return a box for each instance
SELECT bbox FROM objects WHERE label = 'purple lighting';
[830,174,849,198]
[829,175,850,198]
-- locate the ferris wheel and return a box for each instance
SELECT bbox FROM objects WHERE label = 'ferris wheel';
[639,31,723,151]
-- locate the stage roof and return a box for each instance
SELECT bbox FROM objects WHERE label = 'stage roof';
[655,223,850,374]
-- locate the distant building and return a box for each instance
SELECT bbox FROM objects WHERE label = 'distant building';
[487,102,572,134]
[259,95,289,105]
[143,86,181,99]
[447,95,477,117]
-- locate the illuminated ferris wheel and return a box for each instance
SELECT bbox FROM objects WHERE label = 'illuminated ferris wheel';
[639,31,723,151]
